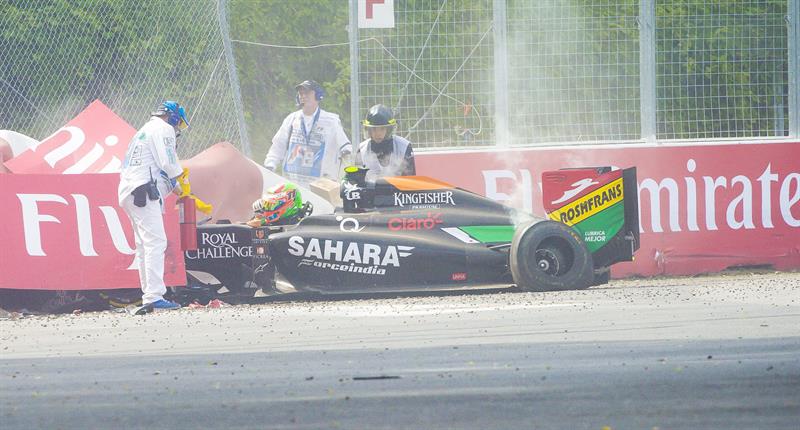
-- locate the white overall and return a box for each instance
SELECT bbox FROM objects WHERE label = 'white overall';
[117,117,182,304]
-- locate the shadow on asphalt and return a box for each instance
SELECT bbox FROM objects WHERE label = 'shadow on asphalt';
[246,285,523,304]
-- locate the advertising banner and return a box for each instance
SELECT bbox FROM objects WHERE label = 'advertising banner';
[5,100,135,175]
[0,173,185,290]
[416,141,800,276]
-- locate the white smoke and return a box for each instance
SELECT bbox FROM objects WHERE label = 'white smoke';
[478,1,635,226]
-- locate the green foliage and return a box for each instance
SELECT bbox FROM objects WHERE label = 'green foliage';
[357,0,495,148]
[0,0,239,156]
[229,0,350,160]
[655,0,788,138]
[0,0,792,153]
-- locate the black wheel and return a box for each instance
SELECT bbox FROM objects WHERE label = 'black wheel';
[510,220,593,291]
[534,245,568,276]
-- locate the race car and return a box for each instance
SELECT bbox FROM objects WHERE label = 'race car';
[181,166,639,302]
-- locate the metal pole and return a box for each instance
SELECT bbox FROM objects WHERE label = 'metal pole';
[639,0,657,142]
[218,0,252,157]
[788,0,799,137]
[349,0,361,146]
[493,0,509,146]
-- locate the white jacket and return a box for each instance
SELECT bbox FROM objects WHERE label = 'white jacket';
[264,108,351,187]
[117,117,182,206]
[356,135,414,182]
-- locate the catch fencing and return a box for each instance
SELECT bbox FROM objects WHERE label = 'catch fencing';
[353,0,798,149]
[1,1,797,157]
[0,0,248,158]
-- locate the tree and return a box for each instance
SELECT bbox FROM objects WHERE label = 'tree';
[229,0,351,160]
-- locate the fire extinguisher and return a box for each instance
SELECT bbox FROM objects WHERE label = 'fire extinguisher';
[179,196,197,251]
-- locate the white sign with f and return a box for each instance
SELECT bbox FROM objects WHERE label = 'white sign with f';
[359,0,395,28]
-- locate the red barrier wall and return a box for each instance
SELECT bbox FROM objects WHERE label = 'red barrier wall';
[416,141,800,277]
[0,173,185,290]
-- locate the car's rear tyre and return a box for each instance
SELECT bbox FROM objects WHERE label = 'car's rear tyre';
[510,220,594,292]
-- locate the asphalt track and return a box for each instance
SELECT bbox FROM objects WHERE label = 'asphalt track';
[1,271,799,429]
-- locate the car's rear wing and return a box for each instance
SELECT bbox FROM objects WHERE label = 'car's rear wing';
[541,166,640,269]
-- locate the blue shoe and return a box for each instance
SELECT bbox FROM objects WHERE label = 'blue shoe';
[150,299,181,310]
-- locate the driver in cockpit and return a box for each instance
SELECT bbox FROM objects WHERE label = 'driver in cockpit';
[246,182,310,227]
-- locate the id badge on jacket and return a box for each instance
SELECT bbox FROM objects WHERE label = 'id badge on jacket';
[283,130,325,177]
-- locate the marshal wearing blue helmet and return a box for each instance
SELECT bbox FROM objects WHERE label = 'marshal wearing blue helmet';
[117,100,189,311]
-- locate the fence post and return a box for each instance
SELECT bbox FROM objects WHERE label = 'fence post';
[349,0,361,146]
[639,0,657,142]
[217,0,251,157]
[493,0,509,147]
[789,0,799,138]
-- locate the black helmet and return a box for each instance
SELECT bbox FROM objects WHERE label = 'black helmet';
[295,80,325,101]
[363,104,396,128]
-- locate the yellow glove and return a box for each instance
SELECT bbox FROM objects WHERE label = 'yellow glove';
[194,199,213,215]
[177,168,191,197]
[177,168,213,215]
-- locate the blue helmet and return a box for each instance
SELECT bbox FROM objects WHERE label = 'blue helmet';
[152,101,189,130]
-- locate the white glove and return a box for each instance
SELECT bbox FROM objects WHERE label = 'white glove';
[339,150,353,171]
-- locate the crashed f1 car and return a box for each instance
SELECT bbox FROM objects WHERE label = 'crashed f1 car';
[182,166,639,300]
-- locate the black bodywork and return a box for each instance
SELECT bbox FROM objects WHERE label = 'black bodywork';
[183,167,639,300]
